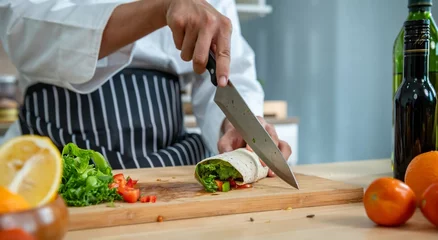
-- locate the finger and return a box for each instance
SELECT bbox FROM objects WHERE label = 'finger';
[256,116,267,127]
[180,24,198,62]
[252,145,275,177]
[211,43,217,54]
[214,17,232,87]
[268,169,275,177]
[173,30,185,50]
[259,159,276,177]
[168,16,186,50]
[265,124,279,146]
[218,130,245,153]
[246,144,253,152]
[278,140,292,160]
[218,140,233,153]
[192,27,214,74]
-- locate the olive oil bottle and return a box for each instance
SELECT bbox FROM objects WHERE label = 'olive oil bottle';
[393,19,437,181]
[392,0,438,170]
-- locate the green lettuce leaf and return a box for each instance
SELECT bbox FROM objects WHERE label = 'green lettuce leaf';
[195,160,242,192]
[58,143,122,207]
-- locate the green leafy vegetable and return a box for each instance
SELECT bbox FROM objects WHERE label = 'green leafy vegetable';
[58,143,122,207]
[195,160,241,192]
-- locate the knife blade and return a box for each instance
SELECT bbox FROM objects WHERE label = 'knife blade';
[205,50,299,189]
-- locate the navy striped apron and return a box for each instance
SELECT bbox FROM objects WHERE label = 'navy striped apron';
[18,68,212,169]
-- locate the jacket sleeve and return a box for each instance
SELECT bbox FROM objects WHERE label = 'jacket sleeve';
[190,0,265,155]
[0,0,136,94]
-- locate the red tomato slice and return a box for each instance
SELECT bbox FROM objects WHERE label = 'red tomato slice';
[150,195,157,203]
[109,182,126,196]
[113,173,127,186]
[236,183,252,189]
[228,178,236,188]
[140,195,150,203]
[109,183,119,189]
[126,177,138,188]
[123,188,140,203]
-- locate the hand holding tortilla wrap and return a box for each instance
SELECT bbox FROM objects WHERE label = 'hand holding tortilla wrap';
[194,148,269,192]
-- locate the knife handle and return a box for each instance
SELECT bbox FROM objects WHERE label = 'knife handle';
[206,50,218,86]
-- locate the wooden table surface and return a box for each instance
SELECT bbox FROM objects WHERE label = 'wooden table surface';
[65,159,438,240]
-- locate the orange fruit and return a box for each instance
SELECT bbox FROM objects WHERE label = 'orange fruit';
[405,151,438,205]
[363,177,416,227]
[0,135,63,207]
[0,186,30,214]
[420,182,438,227]
[0,229,35,240]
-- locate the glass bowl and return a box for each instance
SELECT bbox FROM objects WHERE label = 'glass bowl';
[0,195,69,240]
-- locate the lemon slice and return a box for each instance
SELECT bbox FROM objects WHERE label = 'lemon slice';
[0,135,63,207]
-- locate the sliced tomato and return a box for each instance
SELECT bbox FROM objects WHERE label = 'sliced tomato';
[109,182,119,190]
[140,195,150,203]
[215,180,223,191]
[228,178,236,188]
[126,177,138,188]
[236,183,252,189]
[109,182,126,195]
[113,173,127,186]
[140,195,157,203]
[123,188,140,203]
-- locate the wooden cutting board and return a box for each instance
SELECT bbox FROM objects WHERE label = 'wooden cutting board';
[67,166,364,230]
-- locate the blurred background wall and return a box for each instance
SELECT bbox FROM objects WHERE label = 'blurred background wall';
[240,0,417,164]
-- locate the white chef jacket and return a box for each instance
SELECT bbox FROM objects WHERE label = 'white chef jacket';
[0,0,264,154]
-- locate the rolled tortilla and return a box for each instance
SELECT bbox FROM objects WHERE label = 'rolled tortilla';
[194,148,269,191]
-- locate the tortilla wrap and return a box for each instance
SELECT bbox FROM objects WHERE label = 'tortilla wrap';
[194,148,269,191]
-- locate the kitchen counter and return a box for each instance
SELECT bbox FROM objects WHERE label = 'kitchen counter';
[65,159,437,240]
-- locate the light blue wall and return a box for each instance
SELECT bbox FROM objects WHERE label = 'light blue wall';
[239,0,434,164]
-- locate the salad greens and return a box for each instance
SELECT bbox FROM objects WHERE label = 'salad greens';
[58,143,122,207]
[195,160,242,192]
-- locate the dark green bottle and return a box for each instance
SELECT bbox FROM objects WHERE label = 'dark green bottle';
[394,19,437,181]
[392,0,438,170]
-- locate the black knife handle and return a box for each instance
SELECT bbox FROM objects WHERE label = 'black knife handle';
[206,50,218,86]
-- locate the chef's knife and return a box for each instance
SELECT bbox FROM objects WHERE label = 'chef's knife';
[206,50,300,189]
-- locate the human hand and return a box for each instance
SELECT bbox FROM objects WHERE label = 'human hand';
[217,116,292,177]
[165,0,232,87]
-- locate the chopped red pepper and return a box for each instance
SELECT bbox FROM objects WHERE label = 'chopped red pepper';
[150,195,157,203]
[215,180,223,191]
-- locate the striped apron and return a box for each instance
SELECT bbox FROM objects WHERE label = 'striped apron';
[18,68,212,169]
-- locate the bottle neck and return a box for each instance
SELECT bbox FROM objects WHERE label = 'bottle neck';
[404,53,429,81]
[408,6,432,17]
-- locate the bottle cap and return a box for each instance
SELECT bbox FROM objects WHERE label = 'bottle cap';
[408,0,433,8]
